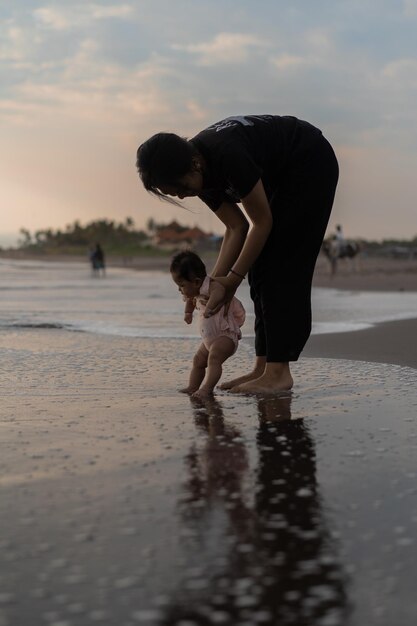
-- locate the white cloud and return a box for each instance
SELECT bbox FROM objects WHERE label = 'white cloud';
[0,21,39,62]
[403,0,417,16]
[33,7,70,30]
[270,54,310,71]
[382,57,417,84]
[185,100,209,121]
[269,29,335,74]
[173,32,270,66]
[377,58,417,134]
[33,3,133,30]
[89,5,133,19]
[1,43,173,132]
[304,29,333,53]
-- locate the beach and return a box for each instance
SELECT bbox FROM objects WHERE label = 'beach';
[1,254,416,626]
[308,255,417,368]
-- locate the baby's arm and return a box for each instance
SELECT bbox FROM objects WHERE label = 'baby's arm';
[184,296,196,324]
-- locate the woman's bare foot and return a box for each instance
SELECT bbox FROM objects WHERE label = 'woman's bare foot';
[230,362,293,395]
[218,371,260,390]
[218,357,266,390]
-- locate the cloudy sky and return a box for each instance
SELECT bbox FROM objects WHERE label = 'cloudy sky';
[1,0,417,245]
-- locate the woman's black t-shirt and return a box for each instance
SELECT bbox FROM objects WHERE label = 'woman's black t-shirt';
[190,115,322,212]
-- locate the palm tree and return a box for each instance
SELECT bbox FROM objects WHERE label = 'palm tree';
[146,217,156,234]
[19,228,32,246]
[125,217,135,230]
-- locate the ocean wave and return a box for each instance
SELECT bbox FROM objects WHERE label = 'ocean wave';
[3,322,68,330]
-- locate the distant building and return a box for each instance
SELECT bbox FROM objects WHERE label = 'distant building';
[153,221,216,250]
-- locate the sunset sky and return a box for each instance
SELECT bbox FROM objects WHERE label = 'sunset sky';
[1,0,417,246]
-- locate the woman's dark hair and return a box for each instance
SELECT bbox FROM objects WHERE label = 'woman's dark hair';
[136,132,197,203]
[170,250,206,281]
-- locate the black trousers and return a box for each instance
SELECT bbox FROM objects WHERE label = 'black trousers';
[248,135,339,362]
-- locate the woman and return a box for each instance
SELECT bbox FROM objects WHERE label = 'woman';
[136,115,339,393]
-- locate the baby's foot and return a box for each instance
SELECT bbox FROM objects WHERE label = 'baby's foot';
[179,386,199,394]
[192,387,214,399]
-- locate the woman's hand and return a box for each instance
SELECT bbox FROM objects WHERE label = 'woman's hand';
[204,275,239,318]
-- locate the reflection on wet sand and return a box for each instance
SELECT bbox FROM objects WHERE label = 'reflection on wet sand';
[162,396,349,626]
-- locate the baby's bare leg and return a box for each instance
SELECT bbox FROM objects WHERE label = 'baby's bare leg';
[179,343,208,394]
[192,337,235,398]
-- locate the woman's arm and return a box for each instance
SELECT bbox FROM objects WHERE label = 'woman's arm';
[228,178,273,277]
[210,203,249,277]
[206,179,273,316]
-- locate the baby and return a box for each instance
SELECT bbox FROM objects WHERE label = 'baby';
[170,250,245,398]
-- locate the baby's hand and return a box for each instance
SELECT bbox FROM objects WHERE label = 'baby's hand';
[184,312,193,324]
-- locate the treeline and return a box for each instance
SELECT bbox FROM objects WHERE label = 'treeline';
[16,218,171,256]
[365,236,417,248]
[14,218,417,258]
[361,236,417,258]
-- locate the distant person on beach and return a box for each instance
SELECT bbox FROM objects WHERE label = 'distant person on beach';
[170,250,245,399]
[333,224,346,255]
[90,243,105,276]
[137,114,338,394]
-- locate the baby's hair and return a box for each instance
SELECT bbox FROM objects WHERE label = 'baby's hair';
[170,250,206,282]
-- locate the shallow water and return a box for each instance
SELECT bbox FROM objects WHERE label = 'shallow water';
[0,331,416,626]
[1,258,417,338]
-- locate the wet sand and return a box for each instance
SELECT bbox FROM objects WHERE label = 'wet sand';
[304,317,417,369]
[1,323,417,626]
